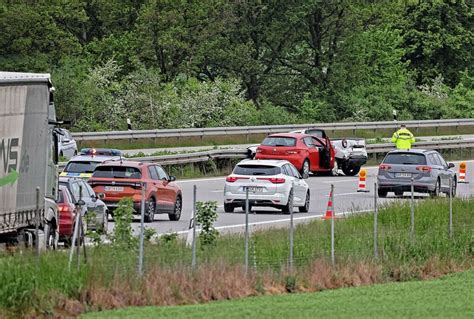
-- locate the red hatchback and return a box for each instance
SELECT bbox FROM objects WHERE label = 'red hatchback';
[88,161,182,223]
[255,133,336,178]
[57,185,76,245]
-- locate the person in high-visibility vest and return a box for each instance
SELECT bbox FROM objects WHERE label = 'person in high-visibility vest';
[391,124,415,149]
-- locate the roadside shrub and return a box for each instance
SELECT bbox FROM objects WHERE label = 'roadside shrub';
[196,201,219,247]
[108,197,137,249]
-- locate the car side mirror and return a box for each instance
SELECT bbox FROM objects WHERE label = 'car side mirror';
[168,176,176,182]
[448,163,455,168]
[97,193,105,200]
[76,199,86,206]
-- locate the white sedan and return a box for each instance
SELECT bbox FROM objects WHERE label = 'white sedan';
[224,159,310,214]
[58,128,78,159]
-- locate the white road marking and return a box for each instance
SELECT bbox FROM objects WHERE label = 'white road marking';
[177,177,225,183]
[168,208,373,235]
[211,190,223,193]
[323,179,357,184]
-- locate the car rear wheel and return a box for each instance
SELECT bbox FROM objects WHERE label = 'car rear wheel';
[300,159,310,179]
[43,221,58,250]
[430,179,441,198]
[145,198,155,223]
[282,189,294,214]
[342,166,361,176]
[299,190,310,213]
[169,196,182,221]
[377,188,388,198]
[224,203,235,213]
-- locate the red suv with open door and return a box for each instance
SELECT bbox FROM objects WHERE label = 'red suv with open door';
[255,133,336,178]
[88,161,182,222]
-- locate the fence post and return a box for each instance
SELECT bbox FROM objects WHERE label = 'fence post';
[138,182,146,276]
[410,177,415,239]
[244,187,249,274]
[35,186,40,267]
[289,181,295,272]
[330,184,335,265]
[374,182,378,259]
[449,177,453,239]
[191,185,197,269]
[76,186,83,270]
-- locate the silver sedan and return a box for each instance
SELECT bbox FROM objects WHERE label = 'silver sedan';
[224,159,310,214]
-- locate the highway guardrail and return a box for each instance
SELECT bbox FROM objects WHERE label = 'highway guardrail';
[58,139,474,169]
[71,119,474,142]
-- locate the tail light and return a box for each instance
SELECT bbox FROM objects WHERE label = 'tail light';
[285,150,299,155]
[416,165,432,172]
[379,164,391,171]
[226,176,248,183]
[257,177,286,184]
[256,148,262,153]
[58,205,66,212]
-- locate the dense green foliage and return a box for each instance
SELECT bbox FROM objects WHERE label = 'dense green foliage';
[0,0,472,131]
[83,269,474,319]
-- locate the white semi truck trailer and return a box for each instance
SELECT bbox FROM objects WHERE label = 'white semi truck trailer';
[0,72,59,249]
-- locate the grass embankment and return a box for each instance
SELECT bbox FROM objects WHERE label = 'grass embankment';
[82,268,474,319]
[0,198,472,318]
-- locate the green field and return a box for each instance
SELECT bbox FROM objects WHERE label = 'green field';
[82,269,474,319]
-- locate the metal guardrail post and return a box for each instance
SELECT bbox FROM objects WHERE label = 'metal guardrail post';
[449,177,453,239]
[289,182,295,272]
[374,182,378,259]
[138,182,146,276]
[410,177,415,239]
[244,187,249,274]
[330,184,335,265]
[192,185,197,269]
[35,186,40,267]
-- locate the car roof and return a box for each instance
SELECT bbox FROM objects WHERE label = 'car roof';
[387,149,430,155]
[266,132,310,138]
[237,159,290,167]
[95,160,146,168]
[67,155,121,163]
[59,176,85,183]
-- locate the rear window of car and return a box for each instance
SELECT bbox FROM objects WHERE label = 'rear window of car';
[261,137,296,147]
[64,161,100,174]
[234,165,281,176]
[383,153,427,165]
[92,166,142,179]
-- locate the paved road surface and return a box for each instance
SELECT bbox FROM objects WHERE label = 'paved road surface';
[107,160,474,236]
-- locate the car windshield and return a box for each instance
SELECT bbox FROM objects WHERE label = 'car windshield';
[383,153,427,165]
[64,161,100,173]
[92,166,142,179]
[262,137,296,147]
[234,165,281,176]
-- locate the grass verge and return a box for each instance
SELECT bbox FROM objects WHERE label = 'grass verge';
[81,268,474,319]
[0,198,472,318]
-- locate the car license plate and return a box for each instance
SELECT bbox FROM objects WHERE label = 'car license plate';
[104,186,124,192]
[246,186,263,193]
[396,173,411,178]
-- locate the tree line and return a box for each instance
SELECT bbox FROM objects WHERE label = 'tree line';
[0,0,472,131]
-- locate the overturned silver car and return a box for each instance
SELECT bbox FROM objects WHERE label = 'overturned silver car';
[331,138,368,176]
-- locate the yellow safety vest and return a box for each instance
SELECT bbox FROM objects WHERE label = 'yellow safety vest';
[391,128,415,149]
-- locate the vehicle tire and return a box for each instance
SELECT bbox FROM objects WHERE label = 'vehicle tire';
[450,178,457,198]
[330,160,339,176]
[144,197,155,223]
[299,190,310,213]
[282,189,294,214]
[430,179,441,198]
[224,203,234,213]
[169,196,182,221]
[342,166,361,176]
[394,190,404,197]
[300,159,310,179]
[43,221,58,250]
[377,188,388,198]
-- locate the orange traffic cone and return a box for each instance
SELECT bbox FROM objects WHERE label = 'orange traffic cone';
[323,190,334,219]
[357,168,370,192]
[459,162,469,184]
